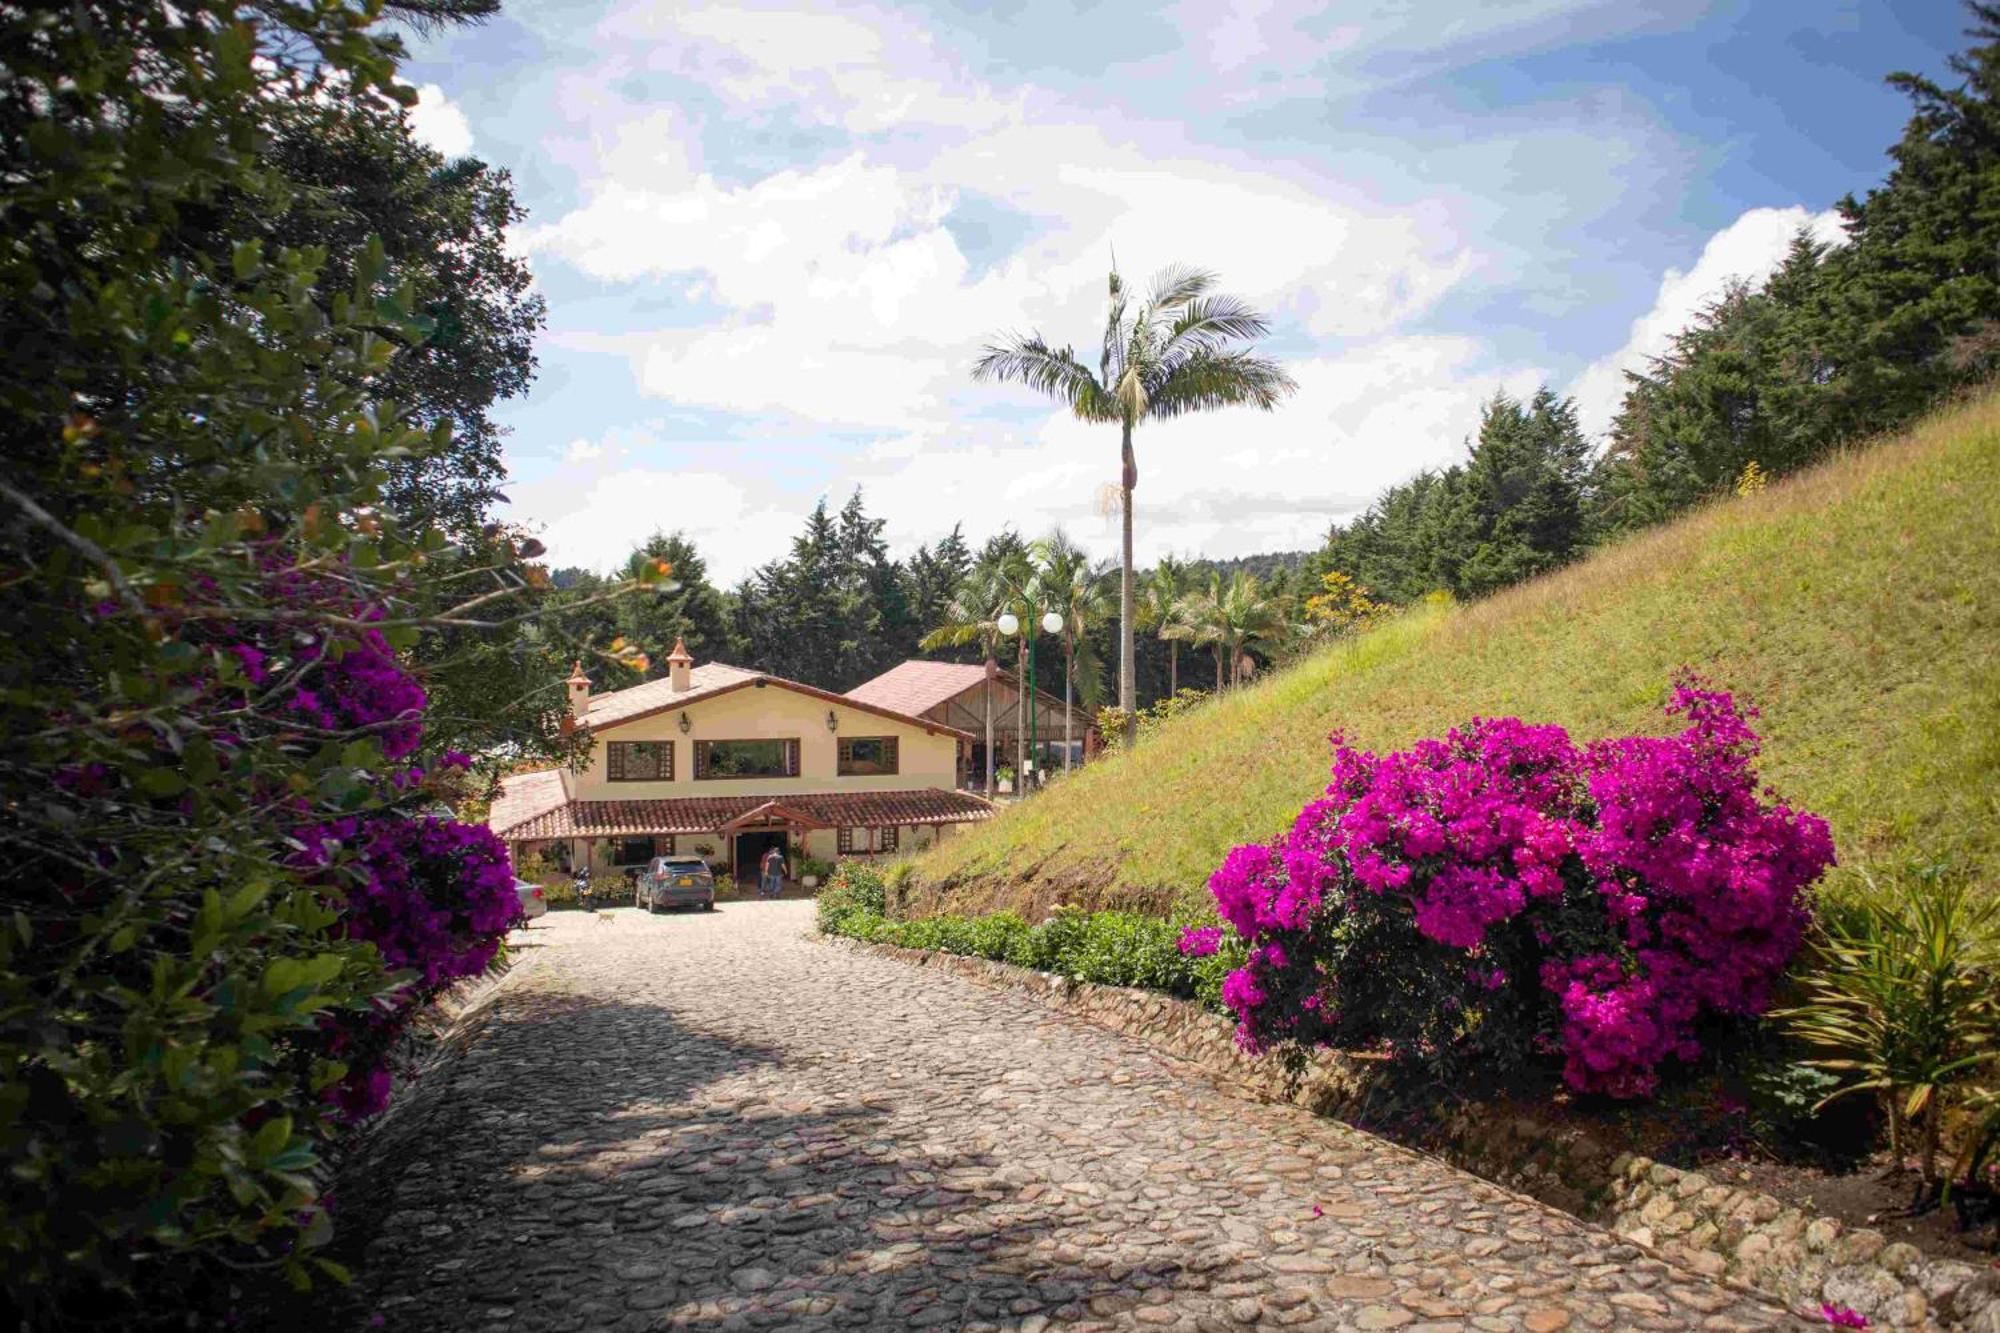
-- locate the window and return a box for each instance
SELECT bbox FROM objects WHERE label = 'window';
[653,835,676,856]
[694,738,798,780]
[611,837,654,866]
[606,740,673,782]
[837,736,899,776]
[837,826,899,855]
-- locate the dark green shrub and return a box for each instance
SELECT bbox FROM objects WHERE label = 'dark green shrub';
[816,862,887,935]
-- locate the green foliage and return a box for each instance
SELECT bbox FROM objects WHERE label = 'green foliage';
[1594,5,2000,533]
[818,890,1234,1007]
[0,1,632,1318]
[1312,389,1590,606]
[815,862,888,935]
[1782,868,2000,1186]
[1096,687,1212,756]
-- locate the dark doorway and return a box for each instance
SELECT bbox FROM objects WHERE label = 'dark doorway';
[733,830,787,888]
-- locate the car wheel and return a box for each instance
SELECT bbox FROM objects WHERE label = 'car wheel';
[702,900,715,912]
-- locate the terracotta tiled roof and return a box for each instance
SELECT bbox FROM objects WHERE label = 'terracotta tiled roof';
[583,661,762,728]
[491,785,995,841]
[576,660,972,740]
[844,660,994,717]
[487,769,569,837]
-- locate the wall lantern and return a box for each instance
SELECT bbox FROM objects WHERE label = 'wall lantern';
[678,711,691,734]
[826,709,838,732]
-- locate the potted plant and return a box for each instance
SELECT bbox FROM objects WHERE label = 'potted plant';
[996,764,1015,794]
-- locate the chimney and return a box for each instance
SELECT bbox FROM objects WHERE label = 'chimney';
[667,637,694,692]
[563,660,591,731]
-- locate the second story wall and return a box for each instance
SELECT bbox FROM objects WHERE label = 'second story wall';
[569,683,958,801]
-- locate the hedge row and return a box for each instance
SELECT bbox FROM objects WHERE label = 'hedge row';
[814,863,1241,1009]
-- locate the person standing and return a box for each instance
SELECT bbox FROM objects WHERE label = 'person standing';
[759,845,785,900]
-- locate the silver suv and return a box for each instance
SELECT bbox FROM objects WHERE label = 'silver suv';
[636,856,716,913]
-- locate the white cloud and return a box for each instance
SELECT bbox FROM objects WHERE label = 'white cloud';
[1570,205,1847,436]
[521,130,1479,428]
[515,462,798,579]
[407,82,474,158]
[514,334,1544,580]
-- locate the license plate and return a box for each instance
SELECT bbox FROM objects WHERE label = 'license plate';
[675,877,694,887]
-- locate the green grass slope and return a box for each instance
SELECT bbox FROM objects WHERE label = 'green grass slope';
[908,392,2000,920]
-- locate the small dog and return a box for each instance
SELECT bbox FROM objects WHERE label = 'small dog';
[595,910,615,924]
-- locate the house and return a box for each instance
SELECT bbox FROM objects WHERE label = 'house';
[489,641,994,885]
[844,659,1098,790]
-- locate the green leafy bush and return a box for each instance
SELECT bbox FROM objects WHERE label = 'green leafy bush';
[817,884,1241,1009]
[1782,867,2000,1191]
[816,862,888,935]
[0,2,632,1319]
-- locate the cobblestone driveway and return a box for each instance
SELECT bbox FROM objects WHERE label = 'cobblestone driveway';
[346,903,1802,1332]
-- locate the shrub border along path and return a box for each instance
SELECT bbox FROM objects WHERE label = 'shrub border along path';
[821,934,2000,1331]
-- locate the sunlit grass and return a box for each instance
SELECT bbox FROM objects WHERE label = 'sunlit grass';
[909,390,2000,919]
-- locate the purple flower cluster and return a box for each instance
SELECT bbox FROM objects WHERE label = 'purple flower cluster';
[1177,925,1224,957]
[287,627,428,760]
[1207,677,1835,1096]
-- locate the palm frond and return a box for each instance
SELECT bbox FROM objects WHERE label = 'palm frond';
[1100,272,1129,388]
[1158,295,1275,369]
[1149,350,1297,418]
[1146,263,1217,310]
[973,335,1114,419]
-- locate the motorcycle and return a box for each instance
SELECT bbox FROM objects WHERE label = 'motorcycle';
[572,867,594,910]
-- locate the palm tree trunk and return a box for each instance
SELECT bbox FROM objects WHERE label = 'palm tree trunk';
[1214,645,1225,692]
[1168,640,1178,696]
[1120,420,1137,747]
[983,652,996,799]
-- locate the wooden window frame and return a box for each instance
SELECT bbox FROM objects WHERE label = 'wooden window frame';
[606,739,673,783]
[693,738,800,781]
[837,826,899,855]
[836,735,900,777]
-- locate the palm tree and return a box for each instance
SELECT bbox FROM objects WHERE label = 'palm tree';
[1165,571,1289,692]
[1032,529,1114,772]
[919,552,1019,798]
[973,264,1295,745]
[1141,553,1191,697]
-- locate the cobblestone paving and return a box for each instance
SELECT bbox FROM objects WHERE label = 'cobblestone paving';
[349,903,1804,1332]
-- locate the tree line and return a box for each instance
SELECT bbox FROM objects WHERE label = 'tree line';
[1321,6,2000,608]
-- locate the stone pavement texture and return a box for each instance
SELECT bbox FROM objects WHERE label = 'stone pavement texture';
[346,902,1805,1332]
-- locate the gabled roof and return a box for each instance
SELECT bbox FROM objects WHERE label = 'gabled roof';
[490,787,995,840]
[488,769,570,840]
[580,660,972,741]
[843,660,990,717]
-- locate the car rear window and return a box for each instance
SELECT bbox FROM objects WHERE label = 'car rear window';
[660,859,708,872]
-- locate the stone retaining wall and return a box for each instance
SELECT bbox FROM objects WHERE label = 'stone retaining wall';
[829,935,2000,1331]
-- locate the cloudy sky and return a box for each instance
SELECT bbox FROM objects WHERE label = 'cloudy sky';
[399,1,1960,583]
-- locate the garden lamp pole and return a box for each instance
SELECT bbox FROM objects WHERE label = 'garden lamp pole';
[997,611,1021,789]
[1035,611,1062,780]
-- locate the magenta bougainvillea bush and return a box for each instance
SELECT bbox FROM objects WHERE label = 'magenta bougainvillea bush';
[1197,676,1835,1096]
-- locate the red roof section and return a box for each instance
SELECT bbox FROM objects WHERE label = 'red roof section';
[491,786,995,840]
[843,660,994,717]
[488,769,568,837]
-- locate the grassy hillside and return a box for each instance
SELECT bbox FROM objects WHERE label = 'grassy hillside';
[908,392,2000,920]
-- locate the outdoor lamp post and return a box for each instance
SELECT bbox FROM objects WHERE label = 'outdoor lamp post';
[999,609,1064,791]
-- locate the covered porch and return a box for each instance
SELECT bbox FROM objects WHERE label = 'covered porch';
[492,785,996,887]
